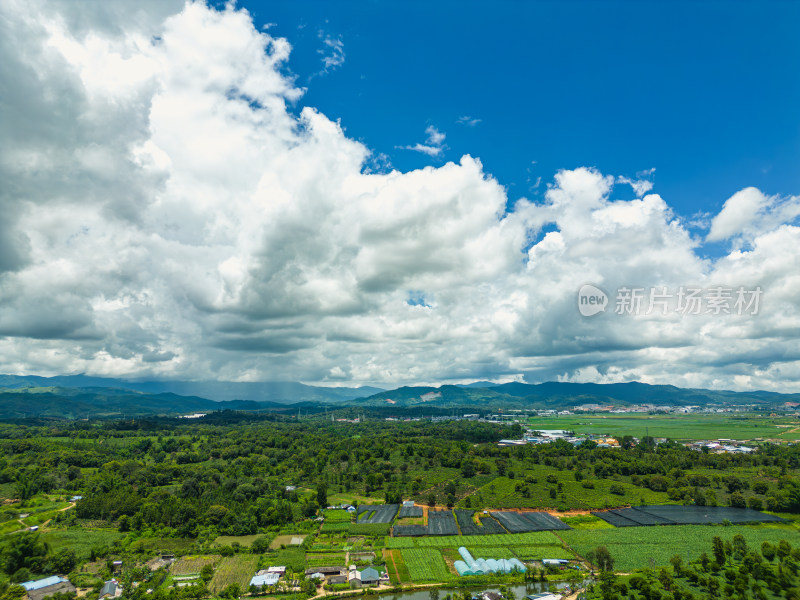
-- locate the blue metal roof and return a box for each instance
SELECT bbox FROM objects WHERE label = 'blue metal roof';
[22,577,67,591]
[359,567,380,581]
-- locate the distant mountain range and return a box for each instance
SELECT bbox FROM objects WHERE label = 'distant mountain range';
[354,380,800,409]
[0,374,383,403]
[0,374,798,420]
[0,387,273,420]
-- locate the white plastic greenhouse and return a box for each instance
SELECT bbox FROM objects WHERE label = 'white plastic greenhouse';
[454,547,527,576]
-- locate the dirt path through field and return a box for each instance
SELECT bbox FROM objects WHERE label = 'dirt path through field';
[309,582,415,599]
[41,502,76,530]
[550,530,591,569]
[545,509,593,516]
[385,549,400,584]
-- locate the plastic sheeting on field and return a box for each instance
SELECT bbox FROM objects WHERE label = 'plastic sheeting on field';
[592,505,788,528]
[458,547,479,572]
[510,558,526,572]
[493,511,571,532]
[454,561,475,576]
[455,548,526,576]
[356,504,399,523]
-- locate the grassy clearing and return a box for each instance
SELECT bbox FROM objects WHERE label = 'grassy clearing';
[0,520,23,534]
[22,506,71,527]
[129,537,196,554]
[269,534,306,550]
[212,534,262,548]
[327,492,384,506]
[558,514,615,530]
[40,528,124,560]
[210,555,259,594]
[171,555,219,576]
[561,523,800,571]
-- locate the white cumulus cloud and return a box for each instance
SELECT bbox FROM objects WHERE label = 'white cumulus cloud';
[1,0,799,391]
[707,187,800,245]
[398,125,447,157]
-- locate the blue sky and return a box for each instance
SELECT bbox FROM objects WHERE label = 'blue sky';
[249,0,800,235]
[2,0,800,390]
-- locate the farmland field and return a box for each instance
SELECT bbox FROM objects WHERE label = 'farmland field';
[172,556,219,575]
[213,534,264,547]
[350,522,391,536]
[40,528,124,560]
[561,524,800,571]
[394,524,428,536]
[357,504,398,523]
[398,505,423,518]
[322,509,352,522]
[454,510,480,535]
[306,553,346,567]
[524,413,800,441]
[512,545,575,560]
[269,534,306,550]
[593,505,785,527]
[387,531,561,549]
[320,521,351,533]
[384,549,410,584]
[400,548,453,581]
[327,492,384,506]
[427,509,458,535]
[210,555,259,594]
[467,546,515,559]
[129,537,196,554]
[493,511,570,532]
[274,546,306,572]
[8,398,800,589]
[558,514,614,530]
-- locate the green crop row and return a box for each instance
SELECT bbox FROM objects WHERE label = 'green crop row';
[562,524,800,571]
[387,531,560,549]
[400,548,453,582]
[322,509,353,523]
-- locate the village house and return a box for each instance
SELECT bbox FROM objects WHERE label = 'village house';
[99,580,123,599]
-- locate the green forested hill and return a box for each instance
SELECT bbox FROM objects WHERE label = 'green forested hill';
[0,387,298,419]
[1,378,799,419]
[357,381,800,409]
